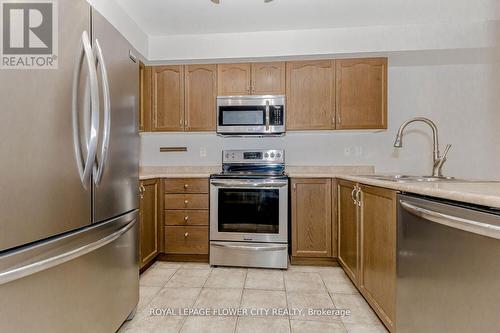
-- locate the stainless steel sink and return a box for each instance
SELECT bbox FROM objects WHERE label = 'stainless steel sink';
[359,175,461,183]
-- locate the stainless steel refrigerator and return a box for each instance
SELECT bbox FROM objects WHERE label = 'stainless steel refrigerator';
[0,1,140,332]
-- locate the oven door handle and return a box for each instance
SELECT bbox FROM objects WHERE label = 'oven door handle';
[211,242,287,252]
[265,100,270,131]
[211,181,288,188]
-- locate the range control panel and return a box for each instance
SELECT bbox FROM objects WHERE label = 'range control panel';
[222,149,284,164]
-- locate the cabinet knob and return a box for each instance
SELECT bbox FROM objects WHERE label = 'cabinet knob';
[184,200,189,205]
[184,232,189,238]
[184,216,189,221]
[184,184,189,189]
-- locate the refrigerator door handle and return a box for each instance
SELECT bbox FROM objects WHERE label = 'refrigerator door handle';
[93,38,111,185]
[72,31,100,189]
[0,216,136,286]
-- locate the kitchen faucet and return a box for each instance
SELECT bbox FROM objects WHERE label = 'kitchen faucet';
[394,117,452,178]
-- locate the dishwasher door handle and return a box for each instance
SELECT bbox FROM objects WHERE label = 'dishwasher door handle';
[400,200,500,240]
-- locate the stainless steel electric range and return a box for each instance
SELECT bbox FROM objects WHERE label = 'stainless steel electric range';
[209,149,288,269]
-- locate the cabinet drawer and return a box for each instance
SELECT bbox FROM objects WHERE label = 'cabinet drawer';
[164,178,208,194]
[164,226,208,254]
[165,210,209,226]
[164,194,209,210]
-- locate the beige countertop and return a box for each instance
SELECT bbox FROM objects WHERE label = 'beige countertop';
[139,165,500,209]
[140,166,220,179]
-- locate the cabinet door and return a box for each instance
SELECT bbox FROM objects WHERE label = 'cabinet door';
[291,178,332,258]
[152,66,184,131]
[185,64,217,131]
[139,62,152,132]
[286,60,335,130]
[139,179,159,268]
[359,185,396,329]
[251,62,285,95]
[337,180,359,283]
[217,63,251,95]
[336,58,387,129]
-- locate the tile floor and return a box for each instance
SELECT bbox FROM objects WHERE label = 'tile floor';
[118,262,388,333]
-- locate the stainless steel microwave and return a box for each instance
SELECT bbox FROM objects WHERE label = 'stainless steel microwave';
[216,95,285,136]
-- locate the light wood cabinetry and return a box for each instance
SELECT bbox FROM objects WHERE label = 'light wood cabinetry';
[286,60,336,130]
[163,178,209,255]
[291,178,335,260]
[336,58,387,129]
[251,62,286,95]
[337,180,397,332]
[218,63,251,95]
[152,65,185,131]
[139,179,160,269]
[337,180,360,282]
[359,184,396,331]
[144,57,387,133]
[218,62,285,95]
[184,64,217,131]
[139,62,152,132]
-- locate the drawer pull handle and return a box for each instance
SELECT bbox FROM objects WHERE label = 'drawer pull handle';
[184,232,189,238]
[184,200,189,205]
[184,216,189,221]
[184,184,189,189]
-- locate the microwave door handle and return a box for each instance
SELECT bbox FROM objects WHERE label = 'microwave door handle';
[265,100,270,131]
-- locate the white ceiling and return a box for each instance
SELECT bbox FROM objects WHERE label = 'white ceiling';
[115,0,497,37]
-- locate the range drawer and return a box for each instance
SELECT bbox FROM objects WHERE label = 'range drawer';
[164,194,209,210]
[165,178,208,194]
[164,226,208,254]
[165,210,209,226]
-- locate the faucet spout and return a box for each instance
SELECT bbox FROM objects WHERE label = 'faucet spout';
[393,117,450,178]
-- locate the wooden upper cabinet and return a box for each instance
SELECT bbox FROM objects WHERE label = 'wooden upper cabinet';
[337,180,359,283]
[217,63,251,95]
[139,179,159,269]
[286,60,335,130]
[251,62,285,95]
[184,64,217,131]
[336,58,387,129]
[139,63,152,132]
[152,65,184,131]
[359,184,396,329]
[291,178,332,258]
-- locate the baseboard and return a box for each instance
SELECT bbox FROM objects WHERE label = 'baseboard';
[157,253,209,263]
[290,256,339,266]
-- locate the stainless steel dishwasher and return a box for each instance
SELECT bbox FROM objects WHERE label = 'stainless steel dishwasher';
[397,194,500,333]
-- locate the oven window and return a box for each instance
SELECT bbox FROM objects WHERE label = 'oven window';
[219,106,265,125]
[218,188,279,234]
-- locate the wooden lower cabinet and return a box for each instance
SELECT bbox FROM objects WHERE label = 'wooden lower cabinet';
[338,180,397,332]
[291,178,336,262]
[139,179,160,269]
[163,178,209,256]
[337,180,360,283]
[164,226,209,254]
[359,184,396,331]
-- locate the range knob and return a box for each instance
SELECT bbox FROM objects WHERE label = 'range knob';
[264,153,269,158]
[270,152,275,158]
[225,153,230,159]
[276,153,281,158]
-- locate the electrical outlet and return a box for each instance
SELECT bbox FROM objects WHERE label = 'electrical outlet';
[355,146,363,156]
[200,147,207,158]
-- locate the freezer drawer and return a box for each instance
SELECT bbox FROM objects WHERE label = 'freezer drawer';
[0,211,139,333]
[210,241,288,269]
[397,195,500,333]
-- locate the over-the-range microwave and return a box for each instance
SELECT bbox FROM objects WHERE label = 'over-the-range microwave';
[216,95,285,136]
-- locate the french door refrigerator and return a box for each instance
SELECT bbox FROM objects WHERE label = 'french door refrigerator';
[0,1,140,332]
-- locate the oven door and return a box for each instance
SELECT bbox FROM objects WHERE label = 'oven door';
[210,178,288,243]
